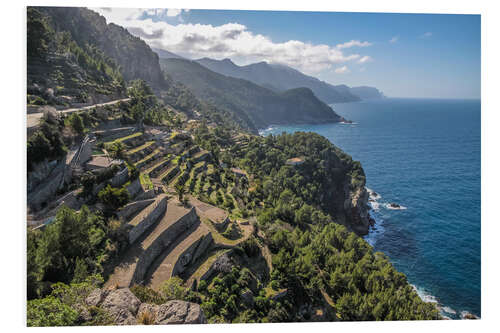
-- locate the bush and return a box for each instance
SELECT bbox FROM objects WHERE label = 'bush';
[68,113,84,134]
[160,277,187,301]
[98,184,130,211]
[27,296,79,327]
[130,285,165,305]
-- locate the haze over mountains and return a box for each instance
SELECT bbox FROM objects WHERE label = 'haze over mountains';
[152,49,385,104]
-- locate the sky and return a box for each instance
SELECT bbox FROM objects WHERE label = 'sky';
[92,8,481,99]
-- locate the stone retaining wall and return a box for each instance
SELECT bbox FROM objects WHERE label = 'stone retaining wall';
[117,199,155,221]
[131,208,199,285]
[172,233,213,277]
[111,167,129,187]
[126,178,144,199]
[128,196,168,244]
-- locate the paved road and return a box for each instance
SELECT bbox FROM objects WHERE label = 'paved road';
[27,98,131,129]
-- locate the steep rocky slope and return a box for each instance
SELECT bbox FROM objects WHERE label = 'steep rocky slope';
[35,7,167,90]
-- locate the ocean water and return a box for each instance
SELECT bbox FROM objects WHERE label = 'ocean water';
[260,98,481,319]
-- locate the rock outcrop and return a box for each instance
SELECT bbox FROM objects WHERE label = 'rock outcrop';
[343,185,373,235]
[84,287,206,325]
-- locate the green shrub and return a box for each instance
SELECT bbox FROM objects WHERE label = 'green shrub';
[27,296,78,327]
[98,184,130,211]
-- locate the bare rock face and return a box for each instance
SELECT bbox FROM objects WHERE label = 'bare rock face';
[137,300,206,325]
[83,288,206,325]
[99,288,142,325]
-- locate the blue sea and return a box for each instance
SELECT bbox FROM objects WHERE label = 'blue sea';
[260,98,481,319]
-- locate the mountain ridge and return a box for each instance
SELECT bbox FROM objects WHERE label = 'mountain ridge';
[159,58,346,131]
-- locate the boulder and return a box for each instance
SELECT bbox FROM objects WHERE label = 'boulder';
[137,300,206,325]
[100,288,142,325]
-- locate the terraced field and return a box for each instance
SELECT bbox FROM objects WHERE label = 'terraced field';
[145,221,211,290]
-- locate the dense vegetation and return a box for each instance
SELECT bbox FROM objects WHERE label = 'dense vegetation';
[34,7,166,90]
[27,206,127,300]
[185,128,440,322]
[27,7,126,106]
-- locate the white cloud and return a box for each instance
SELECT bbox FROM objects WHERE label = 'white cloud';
[420,32,433,38]
[336,40,372,49]
[389,36,399,43]
[167,9,182,17]
[335,66,350,74]
[358,56,373,64]
[91,7,373,74]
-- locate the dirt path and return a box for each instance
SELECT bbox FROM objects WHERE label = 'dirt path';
[27,98,130,128]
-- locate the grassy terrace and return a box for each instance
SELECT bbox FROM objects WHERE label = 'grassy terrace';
[145,155,172,176]
[184,249,230,284]
[127,140,155,155]
[200,217,253,247]
[134,149,161,168]
[139,173,153,190]
[103,132,143,149]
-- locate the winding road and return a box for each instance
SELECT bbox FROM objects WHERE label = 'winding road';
[27,98,130,129]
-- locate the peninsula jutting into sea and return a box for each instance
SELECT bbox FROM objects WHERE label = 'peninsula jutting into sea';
[26,7,480,325]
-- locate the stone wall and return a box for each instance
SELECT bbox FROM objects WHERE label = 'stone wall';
[131,208,199,285]
[128,196,168,244]
[172,233,213,277]
[117,199,155,221]
[126,178,144,199]
[136,189,156,201]
[27,160,65,211]
[111,167,129,187]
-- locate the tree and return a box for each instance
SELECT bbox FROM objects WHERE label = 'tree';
[160,277,187,301]
[107,142,126,160]
[68,113,84,134]
[27,8,53,58]
[174,183,186,203]
[98,184,130,211]
[27,297,79,327]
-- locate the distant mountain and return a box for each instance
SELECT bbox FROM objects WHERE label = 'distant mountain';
[350,86,385,100]
[195,57,361,104]
[152,48,185,60]
[160,58,346,131]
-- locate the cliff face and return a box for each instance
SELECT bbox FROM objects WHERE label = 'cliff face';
[37,7,167,90]
[343,181,373,235]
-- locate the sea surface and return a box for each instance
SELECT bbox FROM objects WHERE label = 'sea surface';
[260,98,481,319]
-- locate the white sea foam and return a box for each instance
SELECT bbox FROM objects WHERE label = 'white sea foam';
[442,306,457,315]
[413,285,438,304]
[385,203,407,210]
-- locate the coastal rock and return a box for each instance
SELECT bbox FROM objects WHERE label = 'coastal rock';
[343,185,372,235]
[461,311,479,320]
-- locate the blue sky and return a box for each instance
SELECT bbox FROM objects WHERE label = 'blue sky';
[93,8,481,99]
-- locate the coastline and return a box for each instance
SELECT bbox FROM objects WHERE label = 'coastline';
[259,120,480,320]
